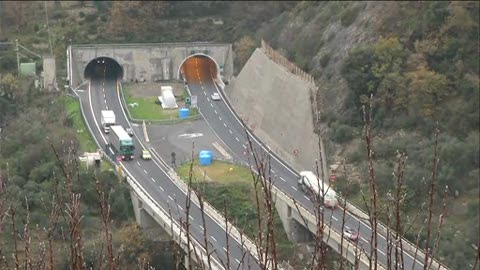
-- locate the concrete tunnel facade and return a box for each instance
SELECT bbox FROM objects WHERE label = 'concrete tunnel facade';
[67,43,233,88]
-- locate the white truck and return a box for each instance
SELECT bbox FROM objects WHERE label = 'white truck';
[298,171,338,208]
[100,110,116,133]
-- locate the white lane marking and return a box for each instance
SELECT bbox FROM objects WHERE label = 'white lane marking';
[223,247,227,253]
[203,91,206,95]
[178,205,184,211]
[360,237,368,243]
[159,186,164,192]
[271,169,275,173]
[199,225,204,231]
[144,170,148,175]
[219,116,222,121]
[229,130,233,134]
[235,137,240,142]
[235,259,240,264]
[214,110,217,114]
[189,215,194,221]
[207,97,210,102]
[103,93,106,98]
[211,236,217,242]
[332,216,338,221]
[378,249,386,256]
[280,177,285,181]
[137,161,141,166]
[292,186,297,191]
[210,103,213,108]
[242,145,247,149]
[151,177,156,183]
[304,195,310,201]
[168,195,173,201]
[106,105,109,110]
[104,99,107,104]
[223,123,227,127]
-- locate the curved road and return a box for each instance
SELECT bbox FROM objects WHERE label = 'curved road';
[184,56,429,270]
[76,76,262,270]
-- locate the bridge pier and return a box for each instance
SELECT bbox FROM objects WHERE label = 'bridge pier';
[131,189,162,229]
[275,197,313,243]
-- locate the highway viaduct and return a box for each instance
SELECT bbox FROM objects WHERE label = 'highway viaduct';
[67,42,447,270]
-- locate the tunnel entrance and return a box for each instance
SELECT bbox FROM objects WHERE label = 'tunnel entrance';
[84,57,123,81]
[178,54,220,86]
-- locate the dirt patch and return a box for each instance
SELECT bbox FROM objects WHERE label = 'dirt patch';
[127,82,185,98]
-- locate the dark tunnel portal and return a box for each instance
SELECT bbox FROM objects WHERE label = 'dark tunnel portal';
[84,57,123,81]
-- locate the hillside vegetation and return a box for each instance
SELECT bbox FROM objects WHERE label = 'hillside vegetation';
[256,2,479,268]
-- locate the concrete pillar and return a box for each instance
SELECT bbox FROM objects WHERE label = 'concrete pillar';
[130,189,160,229]
[275,196,312,243]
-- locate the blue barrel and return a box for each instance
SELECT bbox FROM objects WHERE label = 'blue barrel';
[199,150,213,166]
[179,108,190,119]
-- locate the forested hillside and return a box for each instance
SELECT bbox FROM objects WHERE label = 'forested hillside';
[0,1,478,269]
[255,2,479,268]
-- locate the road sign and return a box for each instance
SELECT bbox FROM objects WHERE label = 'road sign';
[191,95,198,108]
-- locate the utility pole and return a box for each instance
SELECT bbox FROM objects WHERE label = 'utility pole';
[15,39,20,75]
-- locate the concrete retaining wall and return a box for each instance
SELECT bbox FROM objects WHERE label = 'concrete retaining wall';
[225,48,320,173]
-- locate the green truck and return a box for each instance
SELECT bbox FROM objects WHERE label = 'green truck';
[109,125,135,161]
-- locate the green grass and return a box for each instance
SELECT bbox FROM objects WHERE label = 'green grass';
[176,159,253,185]
[122,84,199,121]
[65,97,97,152]
[65,97,114,171]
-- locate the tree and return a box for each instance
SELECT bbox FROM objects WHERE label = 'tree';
[0,73,18,100]
[234,36,257,72]
[406,66,449,117]
[375,72,408,114]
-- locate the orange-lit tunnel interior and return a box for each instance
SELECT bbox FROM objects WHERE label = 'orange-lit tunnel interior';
[180,55,218,84]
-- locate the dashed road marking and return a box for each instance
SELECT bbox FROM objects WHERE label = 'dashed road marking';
[292,186,297,191]
[207,97,210,102]
[235,259,241,264]
[178,205,184,211]
[271,169,275,173]
[229,130,233,134]
[189,216,194,221]
[235,137,240,142]
[104,99,107,104]
[219,116,222,121]
[200,225,204,231]
[210,103,213,108]
[144,170,148,175]
[151,177,156,183]
[223,123,227,127]
[332,216,338,221]
[203,91,206,95]
[211,236,217,242]
[304,195,310,201]
[137,161,141,166]
[168,195,173,201]
[223,247,227,253]
[159,186,164,192]
[360,237,368,243]
[214,110,217,114]
[280,177,285,181]
[242,145,247,149]
[378,249,386,256]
